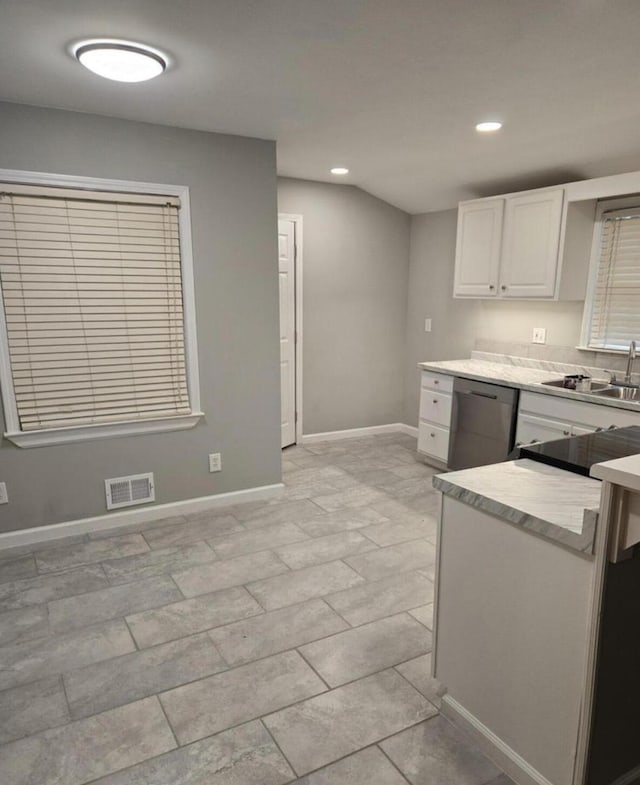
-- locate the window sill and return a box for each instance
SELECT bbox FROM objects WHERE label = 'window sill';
[4,412,204,448]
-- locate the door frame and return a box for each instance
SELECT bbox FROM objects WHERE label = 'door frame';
[278,213,303,444]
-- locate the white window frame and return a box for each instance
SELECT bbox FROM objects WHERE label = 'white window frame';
[579,196,640,354]
[0,168,203,447]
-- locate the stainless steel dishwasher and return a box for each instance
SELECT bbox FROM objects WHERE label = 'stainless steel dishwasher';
[448,377,519,470]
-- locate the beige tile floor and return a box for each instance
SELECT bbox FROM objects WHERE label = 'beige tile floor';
[0,433,513,784]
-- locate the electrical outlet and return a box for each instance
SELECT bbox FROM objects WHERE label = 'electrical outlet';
[208,453,222,473]
[0,483,7,504]
[532,327,547,345]
[424,318,432,332]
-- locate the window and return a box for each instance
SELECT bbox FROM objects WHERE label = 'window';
[0,170,202,447]
[581,199,640,352]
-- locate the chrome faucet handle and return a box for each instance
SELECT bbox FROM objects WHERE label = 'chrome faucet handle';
[604,369,617,384]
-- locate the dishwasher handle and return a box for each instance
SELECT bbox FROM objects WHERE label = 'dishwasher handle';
[469,390,498,400]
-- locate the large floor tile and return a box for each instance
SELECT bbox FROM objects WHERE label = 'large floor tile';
[299,613,431,687]
[172,550,288,598]
[360,517,437,547]
[409,603,434,630]
[48,575,182,633]
[126,585,262,648]
[345,539,436,582]
[142,514,245,550]
[0,676,69,745]
[232,499,323,529]
[381,716,502,785]
[102,542,217,584]
[311,486,388,513]
[281,482,342,502]
[209,521,309,559]
[0,605,49,646]
[297,508,388,538]
[396,653,445,708]
[293,746,409,785]
[0,619,135,690]
[0,565,109,612]
[0,555,36,584]
[264,669,436,775]
[35,534,149,574]
[90,721,294,785]
[209,598,349,666]
[0,696,176,785]
[160,650,326,745]
[325,570,433,626]
[389,462,436,479]
[64,632,227,719]
[275,531,377,570]
[247,560,365,611]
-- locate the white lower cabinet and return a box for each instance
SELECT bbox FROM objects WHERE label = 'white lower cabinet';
[516,391,640,446]
[418,371,452,464]
[516,413,572,445]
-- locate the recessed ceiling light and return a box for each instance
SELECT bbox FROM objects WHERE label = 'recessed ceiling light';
[73,39,167,82]
[475,121,503,133]
[330,167,350,175]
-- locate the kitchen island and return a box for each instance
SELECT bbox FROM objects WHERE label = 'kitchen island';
[431,453,640,785]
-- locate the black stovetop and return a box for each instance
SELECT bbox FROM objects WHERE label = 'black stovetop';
[518,425,640,477]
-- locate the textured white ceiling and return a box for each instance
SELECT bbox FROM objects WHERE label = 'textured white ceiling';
[2,0,640,213]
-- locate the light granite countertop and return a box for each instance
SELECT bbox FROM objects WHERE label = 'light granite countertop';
[591,453,640,492]
[433,459,601,554]
[418,356,640,413]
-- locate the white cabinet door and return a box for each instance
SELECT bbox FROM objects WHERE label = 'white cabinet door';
[500,189,564,298]
[453,199,503,297]
[417,422,450,461]
[516,413,572,446]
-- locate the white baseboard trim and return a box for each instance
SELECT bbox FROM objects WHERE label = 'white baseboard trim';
[301,422,417,444]
[440,695,553,785]
[0,483,285,551]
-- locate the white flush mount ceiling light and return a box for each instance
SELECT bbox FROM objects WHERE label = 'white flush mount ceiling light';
[73,39,167,82]
[330,167,350,175]
[475,121,503,133]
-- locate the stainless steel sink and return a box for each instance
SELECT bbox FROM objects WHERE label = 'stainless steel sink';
[592,386,640,401]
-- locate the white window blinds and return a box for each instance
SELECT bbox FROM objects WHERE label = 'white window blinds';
[0,183,192,432]
[588,206,640,351]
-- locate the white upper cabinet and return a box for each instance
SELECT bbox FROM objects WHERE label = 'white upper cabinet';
[500,189,564,298]
[453,187,565,299]
[453,199,503,297]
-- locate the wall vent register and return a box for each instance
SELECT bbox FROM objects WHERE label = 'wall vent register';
[105,472,155,510]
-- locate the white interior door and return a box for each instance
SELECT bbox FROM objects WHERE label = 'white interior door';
[278,219,296,447]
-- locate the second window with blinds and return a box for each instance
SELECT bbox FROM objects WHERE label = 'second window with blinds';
[581,197,640,353]
[0,172,202,447]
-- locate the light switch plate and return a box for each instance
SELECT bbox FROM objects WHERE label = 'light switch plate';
[532,327,546,344]
[424,318,432,333]
[0,483,7,504]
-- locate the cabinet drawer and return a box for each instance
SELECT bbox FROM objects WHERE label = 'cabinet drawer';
[420,388,452,427]
[421,371,453,394]
[520,391,640,430]
[418,421,450,461]
[516,413,572,447]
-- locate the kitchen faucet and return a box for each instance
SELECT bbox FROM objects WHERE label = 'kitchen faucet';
[624,340,638,384]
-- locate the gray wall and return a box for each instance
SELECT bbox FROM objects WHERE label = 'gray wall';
[278,178,410,434]
[0,102,281,534]
[404,210,479,425]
